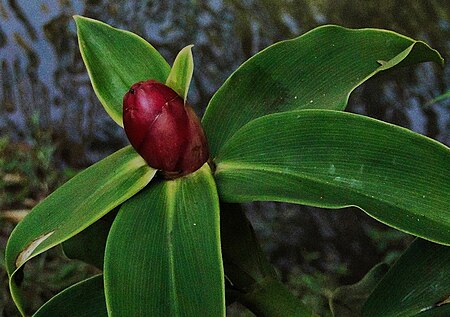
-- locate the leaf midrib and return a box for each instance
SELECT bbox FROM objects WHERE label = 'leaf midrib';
[215,160,448,231]
[9,150,153,276]
[30,156,149,259]
[165,181,180,316]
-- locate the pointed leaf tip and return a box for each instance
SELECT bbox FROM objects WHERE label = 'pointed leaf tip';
[202,25,444,157]
[75,16,170,126]
[166,44,195,101]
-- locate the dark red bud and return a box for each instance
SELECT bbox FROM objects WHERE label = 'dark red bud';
[123,80,209,178]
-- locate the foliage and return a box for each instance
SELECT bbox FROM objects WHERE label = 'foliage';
[4,16,450,317]
[362,239,450,316]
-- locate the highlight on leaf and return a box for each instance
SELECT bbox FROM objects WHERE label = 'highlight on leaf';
[3,14,448,317]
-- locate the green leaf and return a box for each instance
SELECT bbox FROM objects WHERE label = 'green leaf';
[104,164,225,316]
[426,89,450,107]
[202,25,443,157]
[220,203,277,291]
[62,209,117,269]
[362,239,450,316]
[166,45,194,101]
[214,110,450,245]
[74,16,170,126]
[239,278,318,317]
[6,146,155,315]
[33,275,107,317]
[220,203,315,316]
[414,305,450,317]
[330,263,389,317]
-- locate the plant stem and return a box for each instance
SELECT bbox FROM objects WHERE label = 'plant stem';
[239,277,319,317]
[220,203,317,316]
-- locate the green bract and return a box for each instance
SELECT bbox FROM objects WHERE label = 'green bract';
[5,16,449,317]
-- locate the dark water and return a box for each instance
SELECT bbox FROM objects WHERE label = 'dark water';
[1,0,449,308]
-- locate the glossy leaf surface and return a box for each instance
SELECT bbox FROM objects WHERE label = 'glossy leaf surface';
[6,147,155,314]
[104,164,225,316]
[33,275,107,317]
[202,25,443,157]
[362,239,450,316]
[166,45,194,101]
[75,16,170,126]
[215,110,450,245]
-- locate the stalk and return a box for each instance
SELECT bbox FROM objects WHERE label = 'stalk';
[220,203,318,316]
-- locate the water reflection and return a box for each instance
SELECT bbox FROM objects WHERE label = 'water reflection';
[1,1,448,163]
[0,0,449,311]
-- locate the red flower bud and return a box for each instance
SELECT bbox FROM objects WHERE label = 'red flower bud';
[123,80,209,178]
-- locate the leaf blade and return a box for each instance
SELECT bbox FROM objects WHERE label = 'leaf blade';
[330,263,389,317]
[104,164,225,316]
[165,45,194,101]
[362,239,450,316]
[6,146,155,314]
[33,275,107,317]
[214,110,450,245]
[75,16,170,126]
[202,25,443,157]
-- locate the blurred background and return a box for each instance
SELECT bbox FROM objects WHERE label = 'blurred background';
[0,0,449,316]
